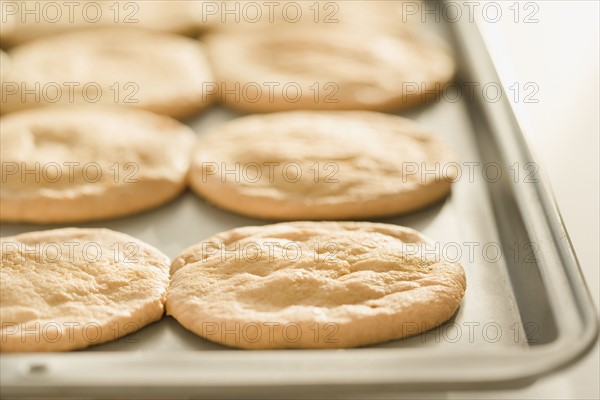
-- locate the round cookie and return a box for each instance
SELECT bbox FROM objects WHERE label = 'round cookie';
[0,228,170,352]
[1,28,214,118]
[204,29,454,112]
[189,111,457,220]
[0,50,9,77]
[0,106,195,223]
[210,1,416,35]
[0,0,208,47]
[167,221,467,349]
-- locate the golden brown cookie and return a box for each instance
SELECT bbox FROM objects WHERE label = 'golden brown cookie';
[167,221,466,349]
[209,1,415,35]
[204,28,454,112]
[1,228,170,352]
[189,111,457,220]
[0,106,195,223]
[0,0,208,47]
[1,28,213,118]
[0,50,9,78]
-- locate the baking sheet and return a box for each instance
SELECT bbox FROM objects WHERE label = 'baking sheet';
[0,2,596,397]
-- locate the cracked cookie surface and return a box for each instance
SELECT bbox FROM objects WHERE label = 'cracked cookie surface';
[190,111,457,220]
[0,106,195,223]
[167,221,466,349]
[0,228,170,352]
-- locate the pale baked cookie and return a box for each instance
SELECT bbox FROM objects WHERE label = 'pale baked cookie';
[189,111,457,220]
[210,1,416,35]
[0,228,170,352]
[204,28,454,112]
[0,50,9,77]
[1,28,214,118]
[167,221,466,349]
[0,106,195,223]
[0,1,208,47]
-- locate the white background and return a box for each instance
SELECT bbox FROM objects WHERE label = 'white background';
[455,1,599,398]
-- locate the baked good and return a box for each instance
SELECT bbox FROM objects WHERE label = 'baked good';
[1,27,214,118]
[0,106,196,223]
[0,50,9,77]
[189,111,457,220]
[210,1,415,34]
[167,221,466,349]
[0,228,170,352]
[0,0,208,46]
[204,28,454,112]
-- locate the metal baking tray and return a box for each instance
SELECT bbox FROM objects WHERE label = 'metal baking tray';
[1,2,597,398]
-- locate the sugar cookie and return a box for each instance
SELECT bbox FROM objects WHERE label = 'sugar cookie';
[167,221,466,349]
[0,106,195,223]
[0,1,207,46]
[1,228,170,352]
[189,111,457,220]
[1,28,213,118]
[205,29,454,112]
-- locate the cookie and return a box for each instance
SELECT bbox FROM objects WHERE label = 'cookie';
[210,1,415,35]
[0,0,207,47]
[0,50,9,77]
[0,228,170,352]
[1,28,213,118]
[0,106,195,223]
[189,111,457,220]
[167,221,466,349]
[204,28,454,112]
